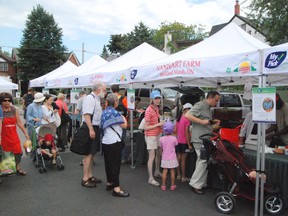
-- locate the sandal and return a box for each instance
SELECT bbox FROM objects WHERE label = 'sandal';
[17,169,27,176]
[170,185,177,191]
[161,185,166,191]
[89,176,102,184]
[81,179,96,188]
[181,177,189,182]
[148,179,160,187]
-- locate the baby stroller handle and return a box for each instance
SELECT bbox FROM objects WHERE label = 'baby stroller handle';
[199,133,219,141]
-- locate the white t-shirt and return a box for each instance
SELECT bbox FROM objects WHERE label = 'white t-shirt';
[82,93,102,126]
[102,124,123,145]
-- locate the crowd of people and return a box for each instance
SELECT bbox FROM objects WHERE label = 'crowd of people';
[1,84,288,198]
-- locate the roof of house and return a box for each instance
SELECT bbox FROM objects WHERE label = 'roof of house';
[209,14,267,37]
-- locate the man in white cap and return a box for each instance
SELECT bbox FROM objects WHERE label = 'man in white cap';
[26,92,45,139]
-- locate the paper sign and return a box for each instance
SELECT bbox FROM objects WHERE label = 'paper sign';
[252,87,276,123]
[70,90,80,104]
[127,89,135,110]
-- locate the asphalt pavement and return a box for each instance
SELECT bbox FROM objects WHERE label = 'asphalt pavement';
[0,107,286,216]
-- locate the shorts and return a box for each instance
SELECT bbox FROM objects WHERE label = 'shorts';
[89,125,101,155]
[145,134,161,150]
[176,143,188,153]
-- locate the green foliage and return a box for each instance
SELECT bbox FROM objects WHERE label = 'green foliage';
[105,21,208,55]
[107,22,153,54]
[152,21,208,51]
[17,4,67,81]
[100,45,109,59]
[247,0,288,45]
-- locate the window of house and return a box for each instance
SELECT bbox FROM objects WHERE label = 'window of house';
[0,62,8,71]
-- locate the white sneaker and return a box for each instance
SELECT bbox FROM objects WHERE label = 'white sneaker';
[52,159,56,165]
[148,179,160,187]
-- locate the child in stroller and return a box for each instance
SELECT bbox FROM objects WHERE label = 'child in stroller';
[199,133,284,215]
[40,134,57,165]
[33,123,64,173]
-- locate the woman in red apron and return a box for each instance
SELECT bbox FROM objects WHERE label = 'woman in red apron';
[1,92,30,175]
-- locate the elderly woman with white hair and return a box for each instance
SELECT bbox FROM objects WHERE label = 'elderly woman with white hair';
[100,93,129,197]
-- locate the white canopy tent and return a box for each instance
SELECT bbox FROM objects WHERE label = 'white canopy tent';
[124,23,270,88]
[0,77,18,90]
[29,61,78,87]
[73,42,168,87]
[46,54,107,89]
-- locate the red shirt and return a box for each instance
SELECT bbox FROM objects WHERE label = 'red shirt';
[144,105,162,136]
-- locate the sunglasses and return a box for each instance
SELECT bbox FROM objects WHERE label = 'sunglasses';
[3,99,12,102]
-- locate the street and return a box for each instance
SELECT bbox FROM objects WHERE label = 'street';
[0,108,285,216]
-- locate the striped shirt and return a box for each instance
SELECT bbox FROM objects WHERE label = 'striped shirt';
[144,105,162,136]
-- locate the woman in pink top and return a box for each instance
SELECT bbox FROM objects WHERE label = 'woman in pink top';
[144,90,164,187]
[160,121,178,191]
[175,103,193,182]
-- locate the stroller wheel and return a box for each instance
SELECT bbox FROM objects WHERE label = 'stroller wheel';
[264,195,284,215]
[43,167,47,173]
[215,191,236,214]
[57,165,64,171]
[39,167,44,174]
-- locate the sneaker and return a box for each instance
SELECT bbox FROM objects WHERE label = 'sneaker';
[170,185,177,191]
[52,159,56,165]
[148,179,160,187]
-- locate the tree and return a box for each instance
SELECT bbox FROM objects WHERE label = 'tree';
[107,22,153,54]
[17,4,67,81]
[126,22,154,51]
[247,0,288,45]
[152,21,208,52]
[100,45,109,59]
[106,34,128,55]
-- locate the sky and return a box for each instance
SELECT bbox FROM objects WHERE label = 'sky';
[0,0,251,62]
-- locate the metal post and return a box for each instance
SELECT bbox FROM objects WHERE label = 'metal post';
[129,83,136,169]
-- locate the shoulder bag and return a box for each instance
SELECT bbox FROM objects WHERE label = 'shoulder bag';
[61,106,71,124]
[70,123,91,155]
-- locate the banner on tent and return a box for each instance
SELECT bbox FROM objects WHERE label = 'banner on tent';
[263,47,288,75]
[130,51,260,83]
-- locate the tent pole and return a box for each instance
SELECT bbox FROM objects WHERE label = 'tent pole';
[254,50,265,216]
[130,83,136,169]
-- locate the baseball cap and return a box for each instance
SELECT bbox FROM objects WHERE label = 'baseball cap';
[183,103,192,110]
[150,90,161,99]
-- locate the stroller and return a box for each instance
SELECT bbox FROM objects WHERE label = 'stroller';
[199,133,284,215]
[32,123,65,173]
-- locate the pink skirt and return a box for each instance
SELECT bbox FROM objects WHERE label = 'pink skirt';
[161,159,179,168]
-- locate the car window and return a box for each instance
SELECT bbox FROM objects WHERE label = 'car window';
[220,94,241,107]
[139,88,150,98]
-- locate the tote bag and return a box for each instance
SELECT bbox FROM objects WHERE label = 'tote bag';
[61,110,71,124]
[70,124,91,155]
[0,147,16,176]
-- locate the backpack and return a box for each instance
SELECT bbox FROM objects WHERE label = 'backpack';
[24,94,34,107]
[116,95,127,117]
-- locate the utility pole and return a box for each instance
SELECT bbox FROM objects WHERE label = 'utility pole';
[82,43,85,64]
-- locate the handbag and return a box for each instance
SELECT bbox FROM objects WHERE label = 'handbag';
[138,118,146,130]
[0,147,16,176]
[70,123,91,155]
[61,108,71,124]
[54,112,61,127]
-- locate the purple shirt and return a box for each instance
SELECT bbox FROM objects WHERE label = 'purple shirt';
[160,135,178,160]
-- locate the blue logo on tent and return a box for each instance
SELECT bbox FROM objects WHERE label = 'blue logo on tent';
[74,78,79,85]
[130,70,137,80]
[265,51,286,69]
